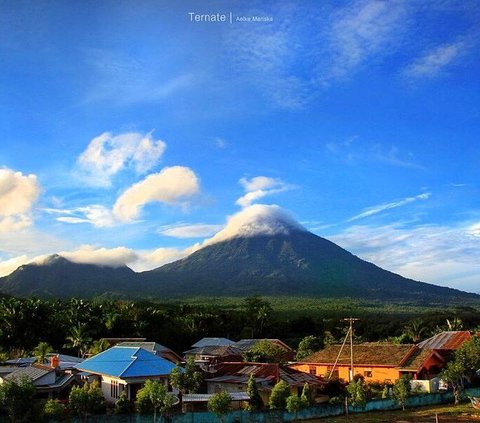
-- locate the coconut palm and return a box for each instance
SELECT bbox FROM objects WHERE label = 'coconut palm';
[33,341,54,364]
[64,324,92,358]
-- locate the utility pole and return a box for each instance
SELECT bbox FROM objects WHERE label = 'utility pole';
[343,317,359,382]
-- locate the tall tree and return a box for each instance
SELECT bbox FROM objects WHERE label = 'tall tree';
[393,376,411,411]
[64,324,92,358]
[246,374,263,411]
[269,380,291,410]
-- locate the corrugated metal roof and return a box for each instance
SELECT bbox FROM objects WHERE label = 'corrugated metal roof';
[75,346,176,378]
[183,392,250,402]
[233,339,292,352]
[5,365,53,382]
[192,338,235,348]
[209,362,324,388]
[418,331,471,350]
[184,345,243,357]
[118,341,170,353]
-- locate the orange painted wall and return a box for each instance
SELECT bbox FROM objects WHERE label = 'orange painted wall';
[290,363,401,383]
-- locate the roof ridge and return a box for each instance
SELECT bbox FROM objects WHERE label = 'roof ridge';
[119,347,141,377]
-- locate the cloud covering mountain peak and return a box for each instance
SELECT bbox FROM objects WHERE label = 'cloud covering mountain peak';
[204,204,306,246]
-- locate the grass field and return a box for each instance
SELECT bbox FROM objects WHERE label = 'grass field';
[310,403,480,422]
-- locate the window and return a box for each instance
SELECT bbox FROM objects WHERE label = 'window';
[111,380,119,399]
[309,366,316,375]
[327,367,339,378]
[364,371,373,378]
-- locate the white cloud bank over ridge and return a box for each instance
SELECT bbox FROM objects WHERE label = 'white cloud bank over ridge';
[0,168,40,232]
[77,131,166,187]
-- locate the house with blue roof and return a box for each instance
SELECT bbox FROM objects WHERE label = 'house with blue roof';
[74,346,177,403]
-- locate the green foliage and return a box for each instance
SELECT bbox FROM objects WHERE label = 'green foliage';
[393,376,411,411]
[347,378,367,408]
[243,340,286,363]
[300,382,315,406]
[33,341,53,364]
[243,296,273,337]
[114,391,133,414]
[64,324,92,358]
[207,391,232,422]
[441,361,465,405]
[0,375,36,422]
[453,335,480,379]
[169,356,203,394]
[135,380,175,418]
[381,385,390,399]
[403,318,427,343]
[285,395,307,413]
[296,335,323,360]
[269,380,291,410]
[44,398,66,420]
[68,380,105,417]
[246,374,263,411]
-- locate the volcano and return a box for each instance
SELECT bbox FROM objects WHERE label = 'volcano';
[0,205,477,301]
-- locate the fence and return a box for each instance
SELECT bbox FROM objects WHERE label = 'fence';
[2,387,479,422]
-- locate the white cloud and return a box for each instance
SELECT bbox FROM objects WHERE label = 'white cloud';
[324,0,407,81]
[0,255,30,277]
[0,168,40,232]
[158,223,223,239]
[404,41,465,79]
[348,192,431,222]
[44,205,116,228]
[131,246,200,272]
[77,131,166,187]
[330,220,480,293]
[236,176,294,208]
[113,166,200,222]
[59,245,137,267]
[204,204,305,246]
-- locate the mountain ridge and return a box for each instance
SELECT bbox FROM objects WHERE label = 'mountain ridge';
[0,211,477,301]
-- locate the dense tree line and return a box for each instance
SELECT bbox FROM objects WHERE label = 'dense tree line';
[0,295,480,359]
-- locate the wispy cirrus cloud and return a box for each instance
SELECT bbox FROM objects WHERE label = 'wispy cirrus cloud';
[321,0,408,82]
[326,137,424,170]
[348,192,431,222]
[403,40,466,80]
[158,223,223,239]
[76,131,166,187]
[82,49,194,106]
[330,219,480,293]
[236,176,295,208]
[42,205,117,228]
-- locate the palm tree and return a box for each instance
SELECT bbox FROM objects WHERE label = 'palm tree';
[33,341,54,364]
[64,325,92,358]
[403,318,427,343]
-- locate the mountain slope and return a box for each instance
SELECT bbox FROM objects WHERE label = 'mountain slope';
[0,255,137,298]
[0,205,477,301]
[141,229,476,301]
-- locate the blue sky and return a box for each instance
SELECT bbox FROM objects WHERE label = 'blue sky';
[1,0,479,292]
